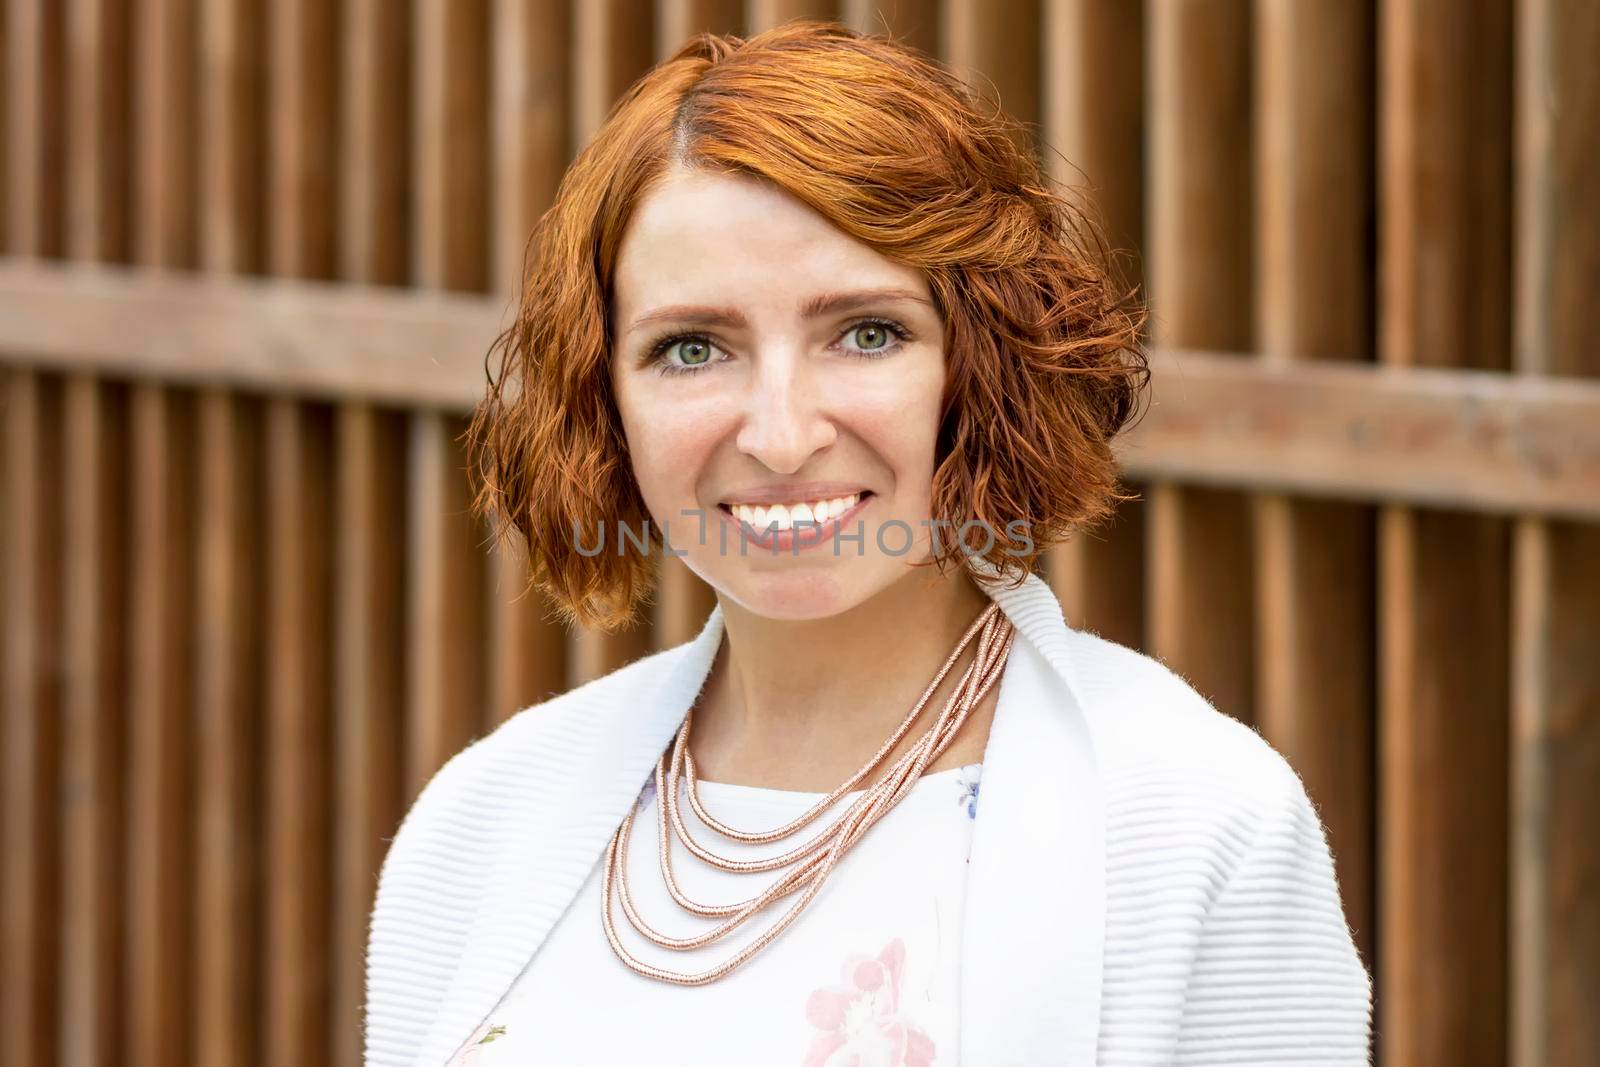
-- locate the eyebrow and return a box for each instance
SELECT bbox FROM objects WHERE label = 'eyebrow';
[626,287,935,335]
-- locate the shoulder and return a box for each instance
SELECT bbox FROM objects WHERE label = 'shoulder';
[1056,627,1330,884]
[363,640,690,1063]
[1058,630,1372,1057]
[1063,626,1304,799]
[373,638,686,885]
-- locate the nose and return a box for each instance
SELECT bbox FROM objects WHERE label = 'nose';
[733,349,837,474]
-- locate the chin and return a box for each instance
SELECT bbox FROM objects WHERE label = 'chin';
[690,557,900,622]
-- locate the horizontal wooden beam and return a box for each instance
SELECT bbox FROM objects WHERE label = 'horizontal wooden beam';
[2,259,1598,520]
[0,260,500,411]
[1126,349,1600,521]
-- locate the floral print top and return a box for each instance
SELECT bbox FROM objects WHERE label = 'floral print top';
[447,761,983,1065]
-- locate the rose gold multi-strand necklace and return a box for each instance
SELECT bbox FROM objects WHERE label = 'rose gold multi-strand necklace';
[600,601,1017,986]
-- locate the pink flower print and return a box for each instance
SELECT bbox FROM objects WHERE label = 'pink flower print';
[802,937,937,1067]
[446,1020,506,1065]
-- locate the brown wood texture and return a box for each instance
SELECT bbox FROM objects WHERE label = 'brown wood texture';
[3,264,1600,518]
[1040,0,1145,648]
[59,376,127,1067]
[1379,1,1515,1064]
[486,0,571,726]
[841,0,938,54]
[1252,0,1376,967]
[199,0,266,277]
[408,0,492,794]
[193,389,264,1067]
[263,399,334,1067]
[1145,0,1256,725]
[332,404,404,1066]
[1,6,1598,1064]
[65,0,131,265]
[125,383,196,1067]
[1511,2,1600,1064]
[567,0,656,686]
[2,371,64,1067]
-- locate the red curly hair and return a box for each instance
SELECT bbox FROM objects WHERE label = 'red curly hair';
[467,19,1148,633]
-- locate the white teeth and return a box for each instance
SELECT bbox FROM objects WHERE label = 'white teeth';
[729,492,862,532]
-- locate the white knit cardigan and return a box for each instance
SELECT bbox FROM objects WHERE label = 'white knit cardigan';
[364,566,1374,1065]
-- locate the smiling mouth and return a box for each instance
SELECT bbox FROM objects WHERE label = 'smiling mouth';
[716,490,874,532]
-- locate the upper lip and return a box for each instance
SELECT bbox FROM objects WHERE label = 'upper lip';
[719,483,872,507]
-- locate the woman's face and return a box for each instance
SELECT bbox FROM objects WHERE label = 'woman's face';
[609,165,948,620]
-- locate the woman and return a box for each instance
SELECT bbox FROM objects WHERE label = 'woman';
[365,21,1372,1066]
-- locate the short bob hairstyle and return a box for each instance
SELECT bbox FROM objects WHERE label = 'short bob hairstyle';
[469,20,1148,634]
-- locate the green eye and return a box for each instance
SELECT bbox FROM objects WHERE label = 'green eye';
[852,324,890,350]
[673,339,712,365]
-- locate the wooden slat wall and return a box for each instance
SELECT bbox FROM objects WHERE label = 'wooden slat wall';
[0,4,1596,1066]
[1145,0,1257,726]
[1379,2,1514,1063]
[59,5,130,1067]
[1511,2,1600,1064]
[1253,0,1376,966]
[194,6,264,1067]
[1040,0,1144,649]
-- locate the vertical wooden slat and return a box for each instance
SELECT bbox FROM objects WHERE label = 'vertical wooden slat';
[404,411,488,792]
[572,1,654,145]
[5,0,65,256]
[337,4,410,1061]
[840,0,939,55]
[192,392,264,1067]
[1041,0,1145,648]
[492,0,568,291]
[65,0,131,263]
[657,0,741,59]
[194,6,268,1064]
[128,0,201,1061]
[59,377,127,1067]
[263,400,334,1067]
[268,0,338,280]
[135,0,197,268]
[408,0,493,785]
[1511,1,1600,1063]
[2,373,63,1067]
[125,384,196,1067]
[412,0,488,294]
[1144,0,1256,724]
[1252,0,1376,965]
[747,0,837,32]
[332,406,404,1064]
[1379,1,1514,1063]
[941,0,1040,139]
[265,5,339,1066]
[485,0,571,721]
[564,0,657,686]
[1,1,7,253]
[341,0,409,286]
[199,0,266,275]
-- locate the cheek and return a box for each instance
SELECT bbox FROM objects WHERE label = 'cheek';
[615,381,729,509]
[840,357,945,469]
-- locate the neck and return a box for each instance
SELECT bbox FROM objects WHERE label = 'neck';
[689,564,999,792]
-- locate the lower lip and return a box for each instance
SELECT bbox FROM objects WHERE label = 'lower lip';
[717,494,874,554]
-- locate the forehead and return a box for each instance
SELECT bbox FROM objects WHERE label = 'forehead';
[612,167,928,320]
